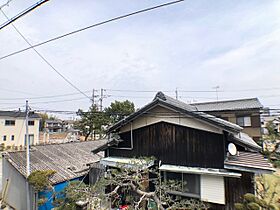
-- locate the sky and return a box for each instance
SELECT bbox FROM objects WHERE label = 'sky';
[0,0,280,119]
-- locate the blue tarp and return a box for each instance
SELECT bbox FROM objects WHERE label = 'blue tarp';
[38,177,82,210]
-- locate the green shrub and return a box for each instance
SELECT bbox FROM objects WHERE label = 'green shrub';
[273,160,280,168]
[234,203,246,210]
[255,198,267,207]
[244,193,256,203]
[27,170,56,191]
[247,202,260,210]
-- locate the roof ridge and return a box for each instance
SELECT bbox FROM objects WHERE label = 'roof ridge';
[191,97,259,105]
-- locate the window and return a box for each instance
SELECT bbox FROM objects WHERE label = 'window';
[28,120,35,126]
[5,120,15,126]
[11,135,14,141]
[164,172,200,198]
[3,135,6,141]
[237,116,251,127]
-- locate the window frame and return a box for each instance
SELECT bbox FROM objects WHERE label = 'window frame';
[11,135,14,141]
[163,171,201,199]
[236,116,251,127]
[28,120,35,126]
[3,135,7,141]
[5,120,15,126]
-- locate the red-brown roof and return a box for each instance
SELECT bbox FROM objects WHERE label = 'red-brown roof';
[224,151,275,173]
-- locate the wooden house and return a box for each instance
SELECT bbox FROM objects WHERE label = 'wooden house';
[101,92,274,210]
[191,98,263,141]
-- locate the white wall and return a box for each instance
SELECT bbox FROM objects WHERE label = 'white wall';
[120,106,223,134]
[201,175,225,205]
[2,158,34,210]
[0,117,40,147]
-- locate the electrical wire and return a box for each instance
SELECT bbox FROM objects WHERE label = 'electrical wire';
[0,0,184,61]
[0,8,91,100]
[0,0,12,10]
[0,90,92,101]
[0,0,49,30]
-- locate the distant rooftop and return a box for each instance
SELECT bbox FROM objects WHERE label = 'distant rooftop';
[191,98,263,112]
[0,111,41,119]
[4,140,107,184]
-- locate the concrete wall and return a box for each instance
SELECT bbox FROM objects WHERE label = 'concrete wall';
[2,158,35,210]
[0,117,40,147]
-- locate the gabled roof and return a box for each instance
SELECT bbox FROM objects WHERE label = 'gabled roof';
[108,92,242,133]
[3,140,107,184]
[191,98,263,112]
[0,111,41,119]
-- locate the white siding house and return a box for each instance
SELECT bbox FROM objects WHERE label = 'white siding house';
[0,111,40,147]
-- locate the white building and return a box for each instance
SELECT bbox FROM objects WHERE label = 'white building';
[0,111,41,147]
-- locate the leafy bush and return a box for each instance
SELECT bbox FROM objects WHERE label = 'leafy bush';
[27,170,56,191]
[235,203,245,210]
[247,202,260,210]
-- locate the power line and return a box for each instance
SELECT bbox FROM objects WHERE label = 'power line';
[0,8,91,100]
[0,0,12,10]
[0,0,49,30]
[0,90,91,100]
[0,97,88,105]
[0,0,184,61]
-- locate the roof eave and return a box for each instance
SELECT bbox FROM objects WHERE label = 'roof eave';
[224,163,275,174]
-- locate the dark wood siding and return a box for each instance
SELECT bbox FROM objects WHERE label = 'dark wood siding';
[251,115,261,128]
[224,172,254,210]
[109,122,225,168]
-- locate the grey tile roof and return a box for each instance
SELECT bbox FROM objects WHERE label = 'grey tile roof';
[231,132,262,151]
[224,151,274,172]
[0,111,41,119]
[108,92,242,133]
[4,140,107,184]
[191,98,263,112]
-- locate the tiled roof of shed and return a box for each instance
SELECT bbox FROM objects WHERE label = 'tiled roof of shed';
[224,152,274,172]
[0,111,40,118]
[4,140,106,184]
[191,98,263,112]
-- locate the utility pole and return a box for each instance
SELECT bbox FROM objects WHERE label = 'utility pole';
[92,88,96,105]
[25,100,31,210]
[100,88,104,111]
[175,88,178,100]
[213,85,220,101]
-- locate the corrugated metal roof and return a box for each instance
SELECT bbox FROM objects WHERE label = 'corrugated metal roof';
[159,164,241,178]
[4,140,107,184]
[224,152,275,172]
[0,111,41,118]
[191,98,263,112]
[100,157,154,169]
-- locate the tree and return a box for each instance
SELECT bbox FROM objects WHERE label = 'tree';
[104,100,135,124]
[76,105,108,140]
[75,100,135,140]
[56,158,208,210]
[264,121,280,142]
[27,170,56,207]
[38,113,58,131]
[235,193,277,210]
